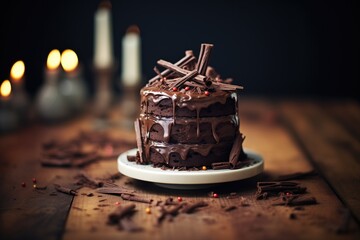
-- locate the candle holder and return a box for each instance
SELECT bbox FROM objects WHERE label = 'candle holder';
[0,103,19,133]
[0,80,19,133]
[119,79,142,130]
[11,81,29,121]
[93,64,116,119]
[59,62,88,115]
[35,68,69,123]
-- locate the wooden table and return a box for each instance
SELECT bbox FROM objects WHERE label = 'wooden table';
[0,98,359,240]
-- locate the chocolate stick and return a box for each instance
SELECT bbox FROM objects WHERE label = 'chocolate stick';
[148,51,195,84]
[108,204,136,224]
[171,70,198,89]
[54,184,77,196]
[153,66,164,80]
[134,119,146,163]
[121,194,153,204]
[157,59,207,82]
[229,132,245,168]
[196,43,213,76]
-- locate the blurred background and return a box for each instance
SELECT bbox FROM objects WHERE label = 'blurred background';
[0,0,358,99]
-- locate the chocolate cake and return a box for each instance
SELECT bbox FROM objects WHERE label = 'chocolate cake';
[133,43,246,169]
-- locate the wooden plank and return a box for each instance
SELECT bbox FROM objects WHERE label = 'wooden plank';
[279,100,360,222]
[0,116,92,240]
[322,101,360,144]
[63,98,360,240]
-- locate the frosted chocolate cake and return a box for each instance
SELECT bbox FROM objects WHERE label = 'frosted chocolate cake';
[132,43,247,169]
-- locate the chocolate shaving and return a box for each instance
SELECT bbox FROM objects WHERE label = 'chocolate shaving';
[229,132,245,168]
[75,172,104,188]
[40,131,135,168]
[212,162,230,170]
[97,187,135,195]
[121,193,153,204]
[34,185,48,190]
[181,201,208,214]
[272,195,317,206]
[108,204,136,224]
[127,155,136,162]
[54,184,77,196]
[196,43,213,76]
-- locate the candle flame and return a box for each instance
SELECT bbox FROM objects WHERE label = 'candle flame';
[126,25,140,35]
[47,49,61,70]
[61,49,78,72]
[0,80,12,98]
[10,60,25,82]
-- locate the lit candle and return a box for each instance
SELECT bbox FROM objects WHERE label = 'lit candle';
[0,80,11,101]
[93,0,114,69]
[10,60,25,85]
[59,49,88,113]
[10,60,29,120]
[0,80,19,132]
[121,25,141,87]
[46,49,61,80]
[35,49,69,122]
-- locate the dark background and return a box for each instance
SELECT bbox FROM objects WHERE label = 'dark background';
[1,0,358,99]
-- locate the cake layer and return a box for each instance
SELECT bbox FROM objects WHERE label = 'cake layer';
[146,141,233,168]
[140,87,237,118]
[140,115,238,144]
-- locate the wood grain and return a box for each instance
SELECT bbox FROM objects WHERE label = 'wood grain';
[60,99,360,240]
[279,100,360,223]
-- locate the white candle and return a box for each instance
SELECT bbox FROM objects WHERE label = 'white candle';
[60,49,88,113]
[0,80,19,132]
[93,1,114,69]
[10,60,28,120]
[121,25,141,87]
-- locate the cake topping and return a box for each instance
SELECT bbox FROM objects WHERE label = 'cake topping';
[146,43,243,93]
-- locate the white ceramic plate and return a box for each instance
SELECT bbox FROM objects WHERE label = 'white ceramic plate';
[118,148,264,189]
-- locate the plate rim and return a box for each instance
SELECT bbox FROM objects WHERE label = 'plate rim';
[117,148,264,185]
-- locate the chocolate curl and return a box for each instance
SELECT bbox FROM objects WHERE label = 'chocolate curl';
[170,70,198,89]
[157,59,207,82]
[181,201,208,213]
[134,119,146,163]
[229,132,246,168]
[272,195,317,206]
[197,43,213,76]
[108,204,136,224]
[148,51,195,84]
